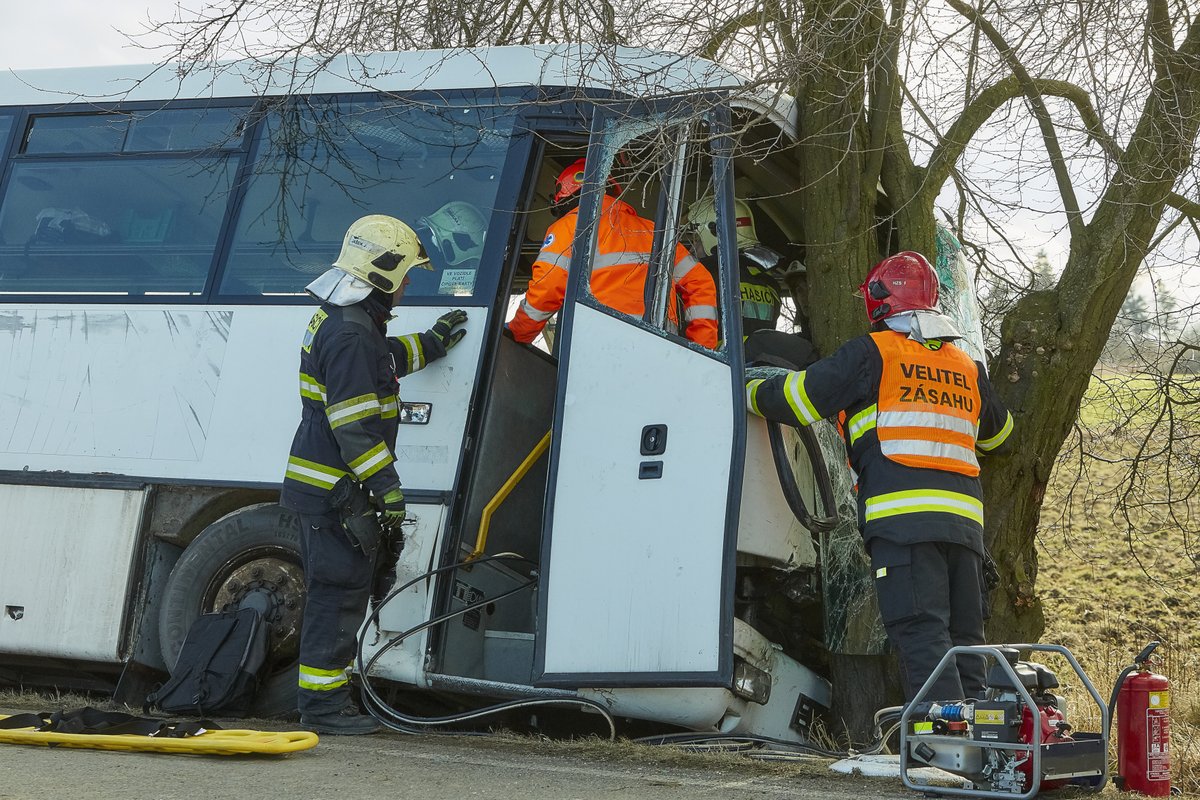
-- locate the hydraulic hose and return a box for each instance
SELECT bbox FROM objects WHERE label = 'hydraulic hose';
[354,552,617,739]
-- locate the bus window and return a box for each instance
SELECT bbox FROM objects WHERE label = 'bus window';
[218,97,516,300]
[585,112,728,352]
[24,114,128,154]
[0,158,238,295]
[125,108,246,152]
[0,115,15,157]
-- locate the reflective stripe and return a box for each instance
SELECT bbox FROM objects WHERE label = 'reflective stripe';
[285,456,348,490]
[847,404,878,445]
[299,372,327,402]
[298,664,350,691]
[520,297,555,322]
[864,489,984,525]
[784,371,821,425]
[593,251,649,269]
[538,251,571,270]
[977,411,1014,451]
[398,334,425,372]
[673,254,701,282]
[880,438,980,470]
[878,410,977,438]
[684,304,718,322]
[326,393,382,430]
[348,440,393,480]
[380,396,398,419]
[746,379,765,416]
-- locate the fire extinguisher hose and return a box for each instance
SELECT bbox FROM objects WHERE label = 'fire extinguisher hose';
[1107,640,1160,738]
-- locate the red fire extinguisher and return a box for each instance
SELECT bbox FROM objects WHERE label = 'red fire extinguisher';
[1112,641,1171,797]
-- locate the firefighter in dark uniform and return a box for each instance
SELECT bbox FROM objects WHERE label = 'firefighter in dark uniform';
[281,214,468,734]
[688,195,786,336]
[688,195,816,369]
[746,252,1014,702]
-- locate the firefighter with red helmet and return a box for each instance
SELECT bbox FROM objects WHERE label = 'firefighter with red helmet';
[507,158,718,348]
[746,251,1014,701]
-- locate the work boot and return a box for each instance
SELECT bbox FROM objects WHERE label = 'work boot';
[300,705,381,735]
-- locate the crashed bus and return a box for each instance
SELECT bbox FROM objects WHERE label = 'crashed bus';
[0,45,985,742]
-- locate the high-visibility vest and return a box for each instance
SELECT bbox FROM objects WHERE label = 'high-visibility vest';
[870,331,982,476]
[509,195,718,347]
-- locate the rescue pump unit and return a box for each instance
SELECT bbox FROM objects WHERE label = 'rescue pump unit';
[901,644,1108,799]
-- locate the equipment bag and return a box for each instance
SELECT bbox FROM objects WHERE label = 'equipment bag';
[146,607,269,717]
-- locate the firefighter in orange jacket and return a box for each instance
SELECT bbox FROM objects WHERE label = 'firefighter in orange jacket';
[746,252,1014,702]
[507,158,718,348]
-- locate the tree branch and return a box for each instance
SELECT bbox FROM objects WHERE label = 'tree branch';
[946,0,1086,241]
[863,0,907,187]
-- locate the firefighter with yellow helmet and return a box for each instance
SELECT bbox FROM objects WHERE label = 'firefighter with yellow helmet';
[281,214,469,734]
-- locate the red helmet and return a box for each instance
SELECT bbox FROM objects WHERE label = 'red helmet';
[551,157,622,206]
[860,251,939,322]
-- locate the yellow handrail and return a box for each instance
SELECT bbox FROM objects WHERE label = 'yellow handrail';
[466,430,551,561]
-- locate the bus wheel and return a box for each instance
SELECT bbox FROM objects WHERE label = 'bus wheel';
[158,504,304,719]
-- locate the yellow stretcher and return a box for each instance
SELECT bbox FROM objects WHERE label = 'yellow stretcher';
[0,714,319,755]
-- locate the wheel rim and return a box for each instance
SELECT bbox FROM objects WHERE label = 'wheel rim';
[201,545,305,677]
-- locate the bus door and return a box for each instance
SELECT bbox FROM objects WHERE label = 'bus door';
[534,99,745,687]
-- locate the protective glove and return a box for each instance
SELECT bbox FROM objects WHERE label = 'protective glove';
[429,309,468,351]
[378,486,407,532]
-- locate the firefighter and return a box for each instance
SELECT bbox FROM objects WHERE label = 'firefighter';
[507,158,718,348]
[688,195,816,369]
[281,215,469,734]
[687,195,785,337]
[745,252,1014,702]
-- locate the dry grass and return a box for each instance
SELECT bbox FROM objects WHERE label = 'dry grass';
[1038,416,1200,796]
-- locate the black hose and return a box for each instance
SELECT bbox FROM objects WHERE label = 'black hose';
[1107,640,1160,739]
[354,552,617,738]
[767,420,839,532]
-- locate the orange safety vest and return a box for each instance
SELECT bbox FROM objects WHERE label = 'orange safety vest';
[508,195,718,347]
[870,331,982,477]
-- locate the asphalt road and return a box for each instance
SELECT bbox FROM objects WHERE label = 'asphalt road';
[0,717,930,800]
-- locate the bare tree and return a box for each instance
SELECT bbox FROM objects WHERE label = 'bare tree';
[142,0,1200,734]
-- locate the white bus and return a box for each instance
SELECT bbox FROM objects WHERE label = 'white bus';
[0,45,927,740]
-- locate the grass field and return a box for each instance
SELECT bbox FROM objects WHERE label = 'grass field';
[1038,377,1200,795]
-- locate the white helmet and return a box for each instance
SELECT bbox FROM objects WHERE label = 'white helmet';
[417,201,487,267]
[687,196,759,256]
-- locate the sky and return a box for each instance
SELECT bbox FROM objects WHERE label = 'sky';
[0,0,178,71]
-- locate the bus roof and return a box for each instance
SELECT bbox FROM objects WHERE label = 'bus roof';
[0,44,795,135]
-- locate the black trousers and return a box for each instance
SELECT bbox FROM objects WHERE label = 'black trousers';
[297,511,374,716]
[869,540,987,701]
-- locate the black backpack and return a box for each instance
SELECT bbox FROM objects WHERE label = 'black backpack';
[146,607,269,717]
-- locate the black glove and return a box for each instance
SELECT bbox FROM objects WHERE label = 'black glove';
[378,486,407,532]
[430,309,468,351]
[982,551,1000,591]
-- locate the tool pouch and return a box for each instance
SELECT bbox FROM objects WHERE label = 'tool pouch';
[329,475,383,560]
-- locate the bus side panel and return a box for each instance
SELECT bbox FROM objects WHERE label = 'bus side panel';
[0,485,147,661]
[0,305,483,490]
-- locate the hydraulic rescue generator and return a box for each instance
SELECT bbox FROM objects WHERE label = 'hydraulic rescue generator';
[900,644,1109,799]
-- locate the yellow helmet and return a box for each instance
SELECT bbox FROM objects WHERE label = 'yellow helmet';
[687,196,758,256]
[332,214,432,293]
[417,201,487,266]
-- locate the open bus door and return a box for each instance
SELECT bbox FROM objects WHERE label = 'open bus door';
[534,100,745,687]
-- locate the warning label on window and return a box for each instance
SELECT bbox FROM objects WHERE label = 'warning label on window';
[439,269,477,296]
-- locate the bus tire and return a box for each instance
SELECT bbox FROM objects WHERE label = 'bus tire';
[158,503,305,719]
